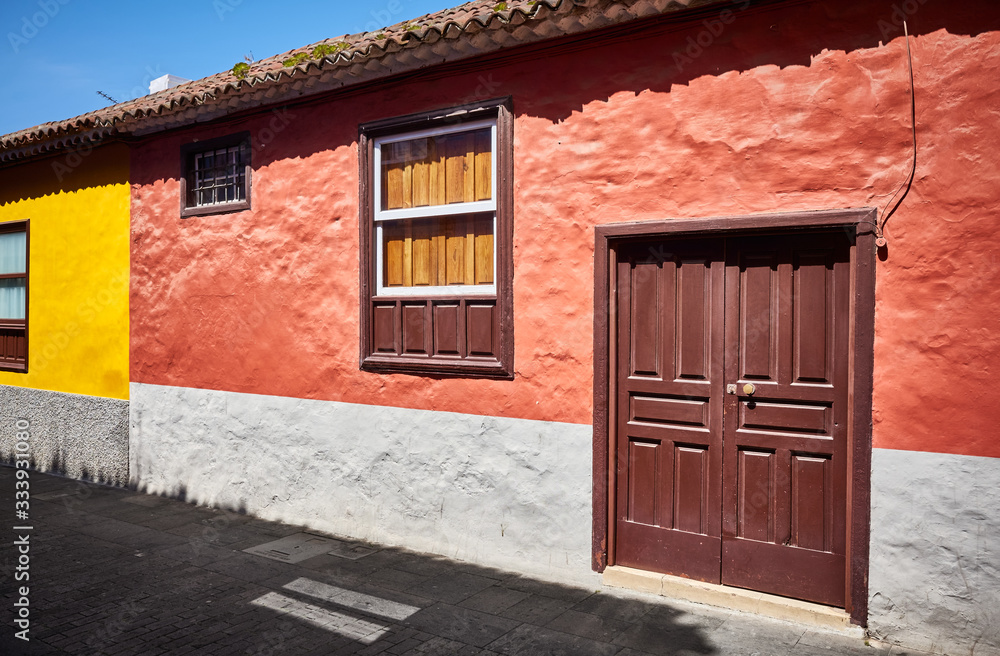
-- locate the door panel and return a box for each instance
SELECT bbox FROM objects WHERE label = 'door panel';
[614,231,852,607]
[722,233,850,606]
[721,539,846,606]
[791,454,831,551]
[614,240,725,583]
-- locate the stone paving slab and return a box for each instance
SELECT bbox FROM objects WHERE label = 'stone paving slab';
[0,467,931,655]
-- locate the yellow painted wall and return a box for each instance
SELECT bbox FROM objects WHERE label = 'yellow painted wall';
[0,143,129,400]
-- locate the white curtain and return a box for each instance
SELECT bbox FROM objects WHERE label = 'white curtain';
[0,279,25,319]
[0,231,26,320]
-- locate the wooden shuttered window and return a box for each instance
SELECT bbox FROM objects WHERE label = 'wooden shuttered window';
[381,129,492,210]
[0,220,28,373]
[360,98,513,378]
[374,120,497,296]
[383,215,494,288]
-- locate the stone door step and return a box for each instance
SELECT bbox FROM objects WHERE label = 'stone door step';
[603,565,864,635]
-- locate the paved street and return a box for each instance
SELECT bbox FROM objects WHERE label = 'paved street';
[1,467,926,655]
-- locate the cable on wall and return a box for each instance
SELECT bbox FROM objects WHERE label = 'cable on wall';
[876,20,917,248]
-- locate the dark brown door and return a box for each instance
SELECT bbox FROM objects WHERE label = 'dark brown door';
[614,238,726,583]
[614,231,851,607]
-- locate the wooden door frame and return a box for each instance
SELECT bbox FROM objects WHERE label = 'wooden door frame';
[592,208,877,626]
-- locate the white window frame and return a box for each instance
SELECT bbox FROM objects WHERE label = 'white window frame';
[373,118,497,298]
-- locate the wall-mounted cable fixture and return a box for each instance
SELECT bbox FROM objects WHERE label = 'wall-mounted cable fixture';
[876,20,918,248]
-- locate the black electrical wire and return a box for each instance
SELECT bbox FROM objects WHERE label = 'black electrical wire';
[878,21,917,242]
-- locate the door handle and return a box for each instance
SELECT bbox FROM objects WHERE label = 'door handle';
[727,383,756,395]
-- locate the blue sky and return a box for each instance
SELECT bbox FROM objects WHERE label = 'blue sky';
[0,0,459,136]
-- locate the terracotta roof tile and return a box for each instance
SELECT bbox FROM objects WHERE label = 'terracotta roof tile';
[0,0,722,164]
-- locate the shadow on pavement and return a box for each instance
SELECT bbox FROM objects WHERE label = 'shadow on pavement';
[0,465,823,655]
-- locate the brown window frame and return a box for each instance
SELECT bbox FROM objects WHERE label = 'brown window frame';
[359,97,514,379]
[180,131,252,218]
[0,219,29,374]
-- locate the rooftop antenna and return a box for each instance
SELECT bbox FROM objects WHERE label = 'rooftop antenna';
[96,90,119,105]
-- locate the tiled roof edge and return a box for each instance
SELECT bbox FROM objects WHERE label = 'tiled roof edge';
[0,0,725,164]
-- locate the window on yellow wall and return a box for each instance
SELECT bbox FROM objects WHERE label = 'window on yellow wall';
[0,220,28,373]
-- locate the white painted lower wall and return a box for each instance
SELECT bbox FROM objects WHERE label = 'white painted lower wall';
[1,385,129,485]
[129,382,599,586]
[869,448,1000,655]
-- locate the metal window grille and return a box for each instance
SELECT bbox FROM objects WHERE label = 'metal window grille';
[192,146,246,206]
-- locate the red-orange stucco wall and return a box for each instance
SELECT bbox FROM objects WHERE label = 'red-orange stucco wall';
[130,0,1000,458]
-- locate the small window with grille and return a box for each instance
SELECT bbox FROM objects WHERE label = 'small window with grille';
[180,132,251,217]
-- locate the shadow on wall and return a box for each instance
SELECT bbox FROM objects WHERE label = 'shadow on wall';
[0,399,131,488]
[0,142,129,206]
[526,0,1000,121]
[131,479,251,519]
[0,452,128,488]
[122,0,1000,187]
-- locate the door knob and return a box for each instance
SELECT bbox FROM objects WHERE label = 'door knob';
[742,383,756,396]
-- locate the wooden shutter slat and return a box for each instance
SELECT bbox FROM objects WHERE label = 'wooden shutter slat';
[412,138,430,208]
[464,216,476,285]
[475,131,492,201]
[446,217,465,284]
[463,133,476,203]
[386,143,404,210]
[429,139,446,206]
[445,135,466,204]
[428,219,440,287]
[434,224,447,287]
[385,223,404,287]
[402,221,413,287]
[475,216,494,284]
[401,141,413,209]
[412,220,431,286]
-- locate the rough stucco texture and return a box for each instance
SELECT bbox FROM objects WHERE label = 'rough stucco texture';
[129,2,1000,459]
[869,448,1000,655]
[129,382,597,584]
[0,386,129,485]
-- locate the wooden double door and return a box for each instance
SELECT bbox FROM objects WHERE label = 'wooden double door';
[614,231,851,607]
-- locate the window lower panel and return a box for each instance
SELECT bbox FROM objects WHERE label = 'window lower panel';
[364,298,502,376]
[0,322,27,372]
